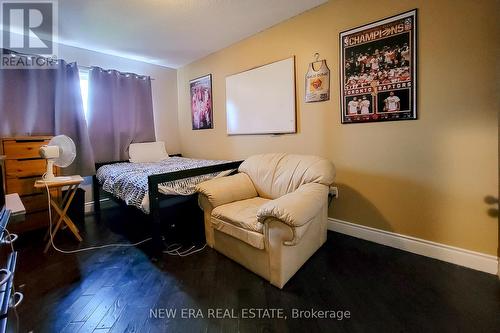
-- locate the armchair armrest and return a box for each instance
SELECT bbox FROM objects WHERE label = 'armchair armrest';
[196,173,257,208]
[257,183,328,227]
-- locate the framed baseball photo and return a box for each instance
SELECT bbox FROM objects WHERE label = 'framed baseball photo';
[190,74,213,130]
[340,9,417,124]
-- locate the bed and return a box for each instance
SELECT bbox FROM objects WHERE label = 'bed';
[93,154,243,256]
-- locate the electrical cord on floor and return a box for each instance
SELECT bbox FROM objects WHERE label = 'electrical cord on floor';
[41,174,152,254]
[162,242,207,257]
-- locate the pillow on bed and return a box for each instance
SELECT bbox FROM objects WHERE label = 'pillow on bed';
[129,141,170,163]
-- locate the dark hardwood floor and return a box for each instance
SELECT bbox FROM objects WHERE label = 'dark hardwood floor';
[7,206,500,332]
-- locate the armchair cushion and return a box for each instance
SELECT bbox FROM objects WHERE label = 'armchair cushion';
[196,173,257,208]
[257,183,328,227]
[239,153,335,199]
[212,197,270,233]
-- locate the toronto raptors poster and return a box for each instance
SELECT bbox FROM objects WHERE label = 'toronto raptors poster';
[190,74,213,130]
[340,10,417,124]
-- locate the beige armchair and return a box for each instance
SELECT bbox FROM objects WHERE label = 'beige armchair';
[196,153,335,288]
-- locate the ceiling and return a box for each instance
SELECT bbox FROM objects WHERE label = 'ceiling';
[56,0,327,68]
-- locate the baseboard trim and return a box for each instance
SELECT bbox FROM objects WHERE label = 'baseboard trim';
[327,218,499,275]
[84,198,113,215]
[84,202,94,214]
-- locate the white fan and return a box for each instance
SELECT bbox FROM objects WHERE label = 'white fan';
[39,135,76,181]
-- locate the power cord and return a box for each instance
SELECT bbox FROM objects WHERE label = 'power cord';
[41,173,206,257]
[0,176,206,331]
[41,174,151,254]
[163,242,206,257]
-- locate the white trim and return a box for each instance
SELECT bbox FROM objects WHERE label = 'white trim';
[327,218,499,275]
[84,202,94,214]
[84,198,114,215]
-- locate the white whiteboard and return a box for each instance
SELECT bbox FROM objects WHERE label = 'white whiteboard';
[226,57,296,135]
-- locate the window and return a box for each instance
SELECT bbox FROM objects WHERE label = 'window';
[79,68,89,119]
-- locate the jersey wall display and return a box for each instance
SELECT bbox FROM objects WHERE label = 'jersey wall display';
[305,58,330,103]
[340,9,417,124]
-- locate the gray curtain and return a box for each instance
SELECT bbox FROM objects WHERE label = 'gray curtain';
[0,56,95,176]
[87,67,155,163]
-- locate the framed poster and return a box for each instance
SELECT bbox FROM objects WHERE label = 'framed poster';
[190,74,213,130]
[340,9,417,124]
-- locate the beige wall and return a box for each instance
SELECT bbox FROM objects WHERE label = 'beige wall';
[176,0,499,256]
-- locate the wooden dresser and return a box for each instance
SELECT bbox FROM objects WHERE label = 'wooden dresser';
[1,136,57,233]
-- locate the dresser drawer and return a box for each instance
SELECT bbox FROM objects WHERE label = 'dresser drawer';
[3,139,49,159]
[6,177,43,196]
[4,159,46,178]
[21,194,48,213]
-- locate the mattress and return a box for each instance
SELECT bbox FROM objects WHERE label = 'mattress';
[96,157,233,213]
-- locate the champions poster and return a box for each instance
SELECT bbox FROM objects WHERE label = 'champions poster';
[340,10,417,124]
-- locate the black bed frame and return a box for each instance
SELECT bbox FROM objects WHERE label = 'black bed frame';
[92,158,243,256]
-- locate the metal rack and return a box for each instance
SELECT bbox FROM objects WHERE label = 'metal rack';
[0,209,20,333]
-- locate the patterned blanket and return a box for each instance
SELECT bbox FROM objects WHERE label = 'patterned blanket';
[96,157,232,213]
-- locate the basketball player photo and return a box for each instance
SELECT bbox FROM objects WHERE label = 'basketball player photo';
[359,95,372,114]
[346,96,360,115]
[383,91,400,112]
[377,89,410,113]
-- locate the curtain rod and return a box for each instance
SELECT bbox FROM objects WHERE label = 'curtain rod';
[78,64,155,80]
[2,49,155,80]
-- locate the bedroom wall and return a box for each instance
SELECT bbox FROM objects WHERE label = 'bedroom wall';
[176,0,499,256]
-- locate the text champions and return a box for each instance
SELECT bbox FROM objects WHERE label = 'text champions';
[344,21,408,47]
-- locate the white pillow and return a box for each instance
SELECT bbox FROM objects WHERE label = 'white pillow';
[129,141,169,163]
